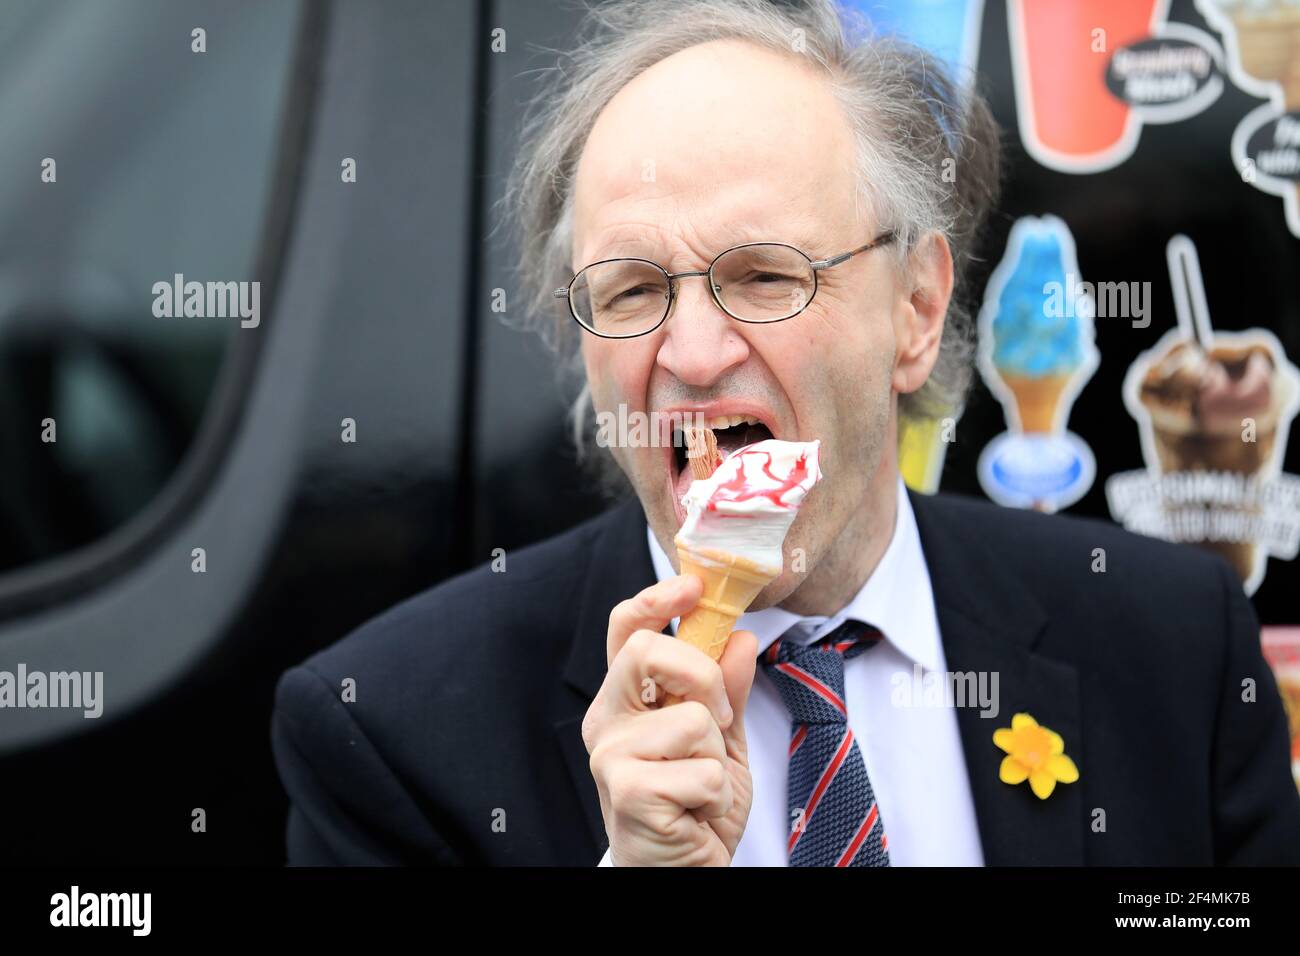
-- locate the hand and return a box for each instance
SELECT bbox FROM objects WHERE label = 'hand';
[582,574,759,866]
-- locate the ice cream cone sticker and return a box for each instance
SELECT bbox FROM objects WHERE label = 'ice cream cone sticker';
[1198,0,1300,238]
[976,215,1099,512]
[1106,236,1300,594]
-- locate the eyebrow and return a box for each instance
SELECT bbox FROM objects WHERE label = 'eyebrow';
[591,230,829,263]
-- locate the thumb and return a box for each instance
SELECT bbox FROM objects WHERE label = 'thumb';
[718,629,759,750]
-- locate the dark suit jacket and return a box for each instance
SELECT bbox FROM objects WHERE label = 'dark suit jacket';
[270,490,1300,865]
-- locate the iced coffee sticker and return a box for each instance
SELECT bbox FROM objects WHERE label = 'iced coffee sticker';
[1009,0,1223,174]
[976,215,1099,512]
[1106,236,1300,595]
[1197,0,1300,237]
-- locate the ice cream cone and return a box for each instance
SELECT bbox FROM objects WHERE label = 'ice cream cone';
[1002,373,1071,433]
[661,543,778,707]
[664,438,821,706]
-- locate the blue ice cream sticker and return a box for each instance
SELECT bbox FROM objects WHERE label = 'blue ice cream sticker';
[991,230,1086,378]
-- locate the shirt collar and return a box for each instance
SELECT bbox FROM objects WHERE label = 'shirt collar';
[646,475,941,671]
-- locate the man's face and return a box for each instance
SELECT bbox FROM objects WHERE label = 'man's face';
[571,40,907,608]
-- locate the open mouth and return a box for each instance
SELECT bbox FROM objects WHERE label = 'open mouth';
[667,414,775,526]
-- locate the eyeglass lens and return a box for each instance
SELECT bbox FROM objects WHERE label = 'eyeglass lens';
[570,244,814,335]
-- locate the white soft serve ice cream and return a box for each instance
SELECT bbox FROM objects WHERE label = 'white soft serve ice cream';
[675,438,822,574]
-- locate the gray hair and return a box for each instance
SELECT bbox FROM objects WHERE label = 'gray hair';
[499,0,1001,495]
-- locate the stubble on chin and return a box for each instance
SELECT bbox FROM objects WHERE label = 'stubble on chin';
[615,445,676,561]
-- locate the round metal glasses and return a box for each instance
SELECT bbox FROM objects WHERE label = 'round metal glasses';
[553,231,896,339]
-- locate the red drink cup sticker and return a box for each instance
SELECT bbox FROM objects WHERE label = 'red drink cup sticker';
[1010,0,1224,173]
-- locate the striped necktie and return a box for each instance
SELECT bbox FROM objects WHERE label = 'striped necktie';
[760,619,890,867]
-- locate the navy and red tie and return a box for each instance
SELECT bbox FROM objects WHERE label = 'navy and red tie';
[760,619,890,867]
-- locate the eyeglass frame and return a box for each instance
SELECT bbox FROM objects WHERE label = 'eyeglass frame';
[552,230,898,339]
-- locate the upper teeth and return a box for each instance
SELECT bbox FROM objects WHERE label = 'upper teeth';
[704,414,761,429]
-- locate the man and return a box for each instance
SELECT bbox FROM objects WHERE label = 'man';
[271,0,1300,865]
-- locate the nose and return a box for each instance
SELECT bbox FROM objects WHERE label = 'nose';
[654,274,751,387]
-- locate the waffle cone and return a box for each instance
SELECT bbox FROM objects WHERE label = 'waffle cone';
[1002,373,1071,433]
[661,542,779,707]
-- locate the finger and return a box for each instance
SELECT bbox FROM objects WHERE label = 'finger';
[601,701,727,763]
[717,629,759,747]
[606,575,703,668]
[608,628,731,724]
[642,758,733,820]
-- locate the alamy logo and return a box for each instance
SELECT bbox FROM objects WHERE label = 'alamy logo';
[0,664,102,718]
[890,664,1000,718]
[50,886,150,936]
[1042,273,1151,328]
[152,273,260,327]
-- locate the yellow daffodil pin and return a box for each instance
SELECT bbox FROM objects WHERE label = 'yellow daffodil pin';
[993,712,1079,799]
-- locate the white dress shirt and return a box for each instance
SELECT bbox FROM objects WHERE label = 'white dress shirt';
[598,477,985,866]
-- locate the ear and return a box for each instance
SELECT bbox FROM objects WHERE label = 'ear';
[892,231,954,396]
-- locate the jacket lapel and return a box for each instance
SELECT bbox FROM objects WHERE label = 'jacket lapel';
[554,498,658,850]
[553,490,1086,865]
[909,490,1085,865]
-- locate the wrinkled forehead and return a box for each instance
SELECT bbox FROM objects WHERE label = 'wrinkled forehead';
[570,39,860,269]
